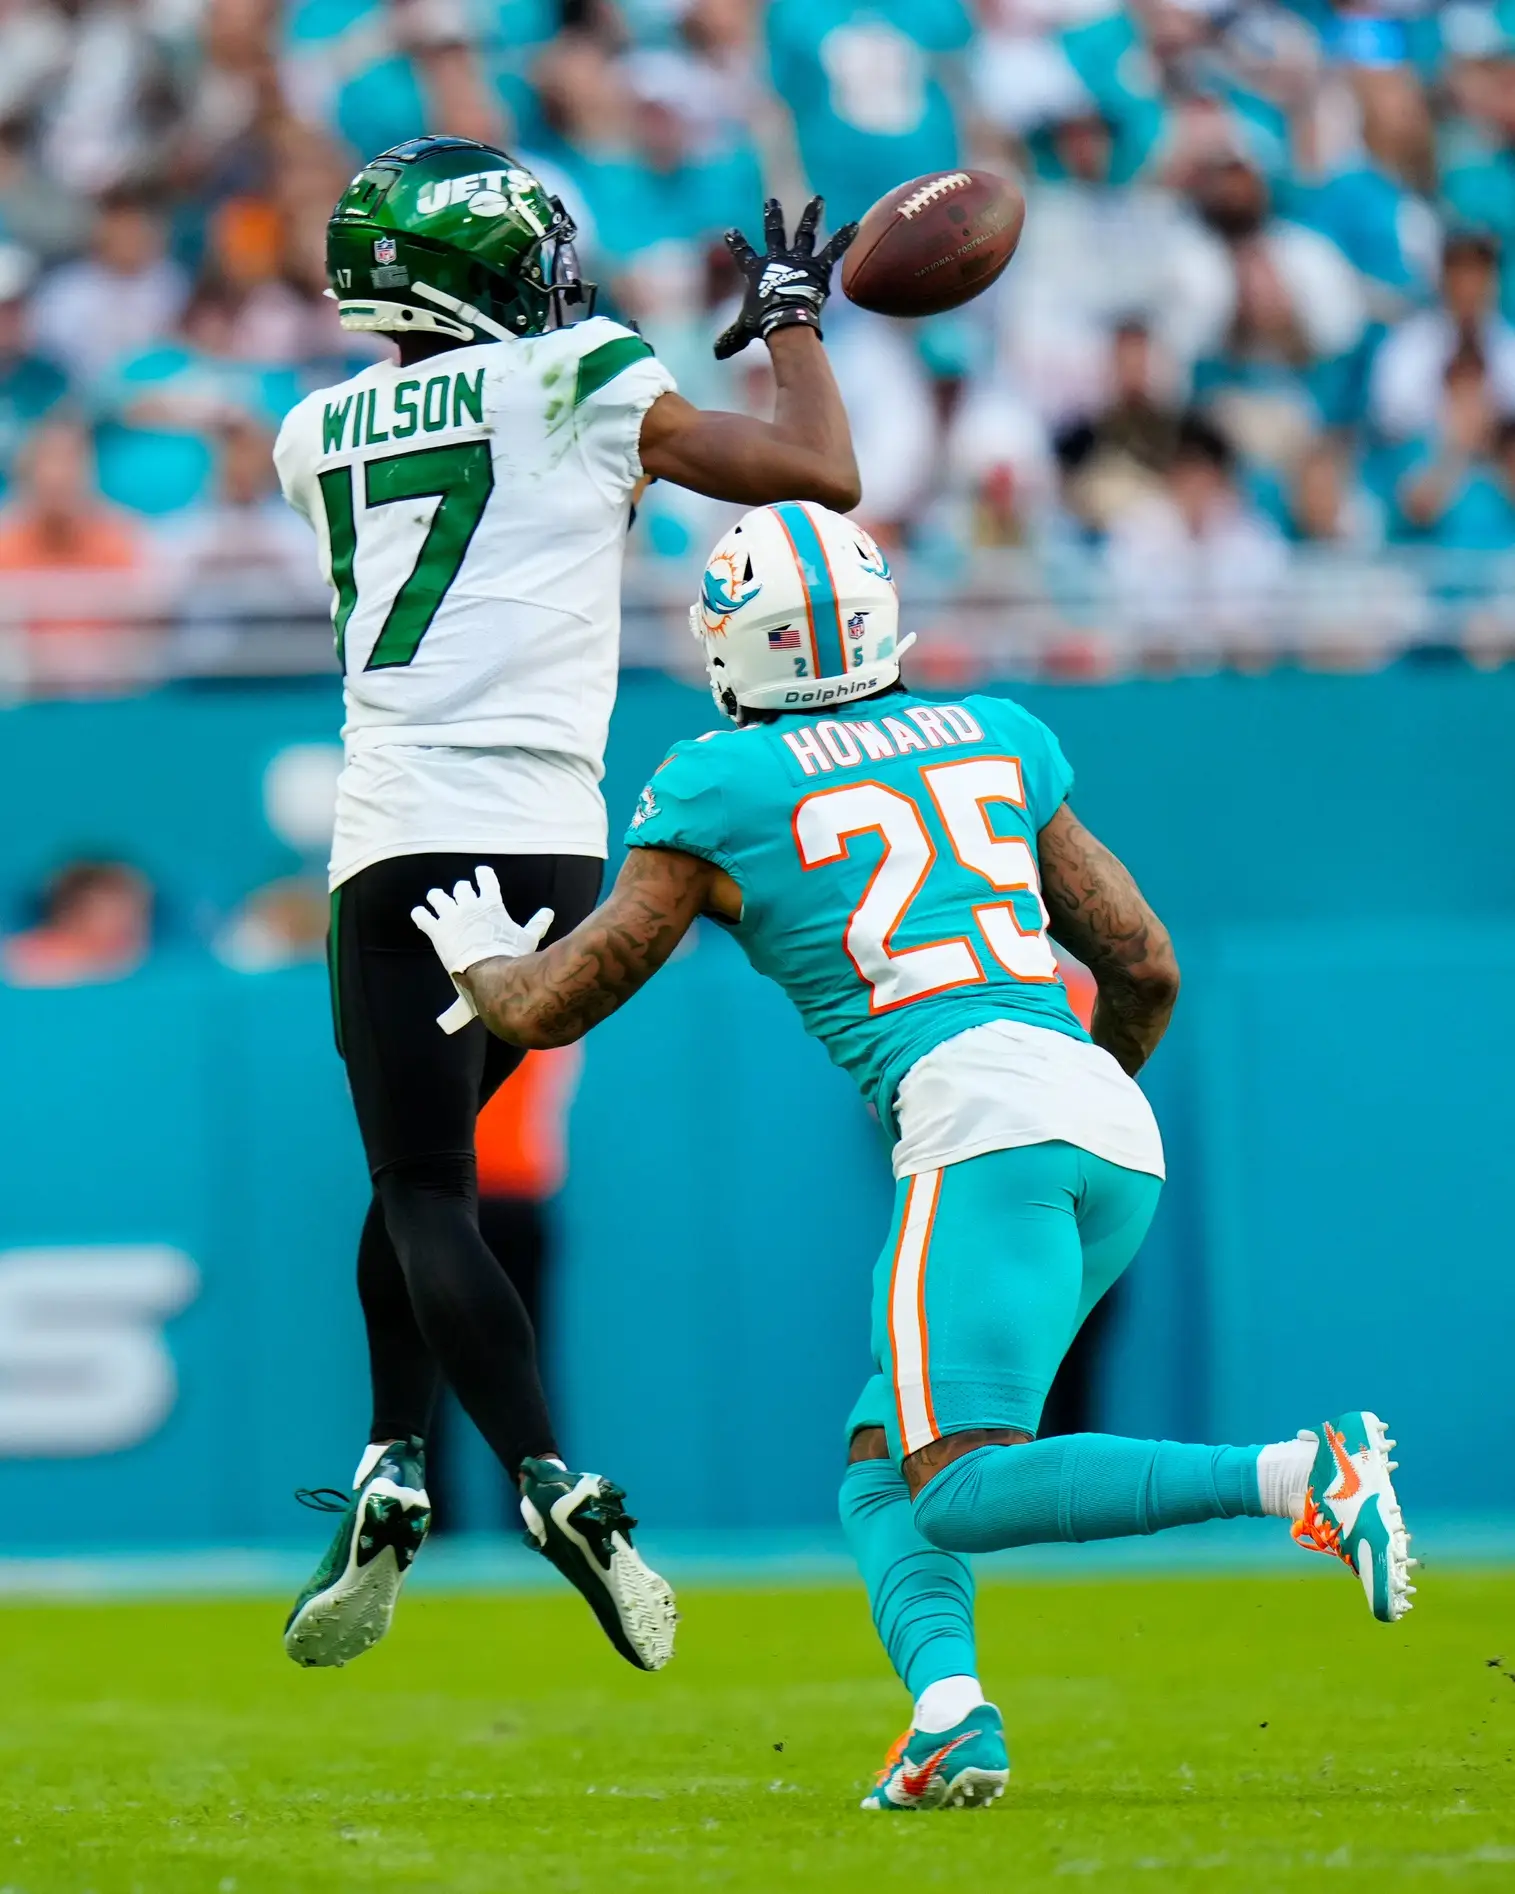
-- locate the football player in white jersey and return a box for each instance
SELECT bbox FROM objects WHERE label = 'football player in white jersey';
[273,135,861,1675]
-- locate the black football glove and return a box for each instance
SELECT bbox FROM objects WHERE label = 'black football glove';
[713,196,858,362]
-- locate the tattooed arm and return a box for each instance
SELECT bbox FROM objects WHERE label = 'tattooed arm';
[1036,803,1179,1076]
[459,847,738,1049]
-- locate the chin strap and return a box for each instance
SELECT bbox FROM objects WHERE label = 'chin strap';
[336,281,521,342]
[411,281,519,341]
[336,296,475,342]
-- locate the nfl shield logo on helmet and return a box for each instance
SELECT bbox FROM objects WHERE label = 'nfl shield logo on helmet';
[847,611,867,640]
[373,236,397,264]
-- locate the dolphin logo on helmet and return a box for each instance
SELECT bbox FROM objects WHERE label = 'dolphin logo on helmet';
[699,554,763,635]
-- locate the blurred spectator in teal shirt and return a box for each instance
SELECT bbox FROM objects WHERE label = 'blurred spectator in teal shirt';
[0,247,69,503]
[767,0,972,224]
[1181,151,1367,457]
[1390,349,1515,549]
[1280,38,1438,317]
[283,0,523,160]
[1439,4,1515,321]
[93,289,303,519]
[1056,0,1298,187]
[568,58,761,267]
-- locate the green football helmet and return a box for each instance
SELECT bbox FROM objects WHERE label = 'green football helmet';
[327,135,594,343]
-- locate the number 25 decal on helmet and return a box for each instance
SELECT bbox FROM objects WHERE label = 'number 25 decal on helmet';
[326,135,594,343]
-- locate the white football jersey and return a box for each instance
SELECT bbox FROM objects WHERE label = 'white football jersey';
[273,317,676,882]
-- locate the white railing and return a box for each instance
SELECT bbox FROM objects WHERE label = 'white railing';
[0,547,1512,699]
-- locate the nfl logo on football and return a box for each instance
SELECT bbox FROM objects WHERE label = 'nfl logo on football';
[373,236,397,264]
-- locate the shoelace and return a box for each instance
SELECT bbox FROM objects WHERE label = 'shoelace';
[295,1486,353,1515]
[524,1471,639,1538]
[874,1730,910,1785]
[603,1488,637,1531]
[581,1482,638,1536]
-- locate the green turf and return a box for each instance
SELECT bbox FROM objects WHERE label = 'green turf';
[2,1567,1512,1893]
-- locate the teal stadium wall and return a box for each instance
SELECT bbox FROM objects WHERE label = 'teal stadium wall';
[2,667,1513,1547]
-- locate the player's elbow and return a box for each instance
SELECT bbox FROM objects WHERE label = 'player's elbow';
[1136,946,1180,1018]
[787,454,861,512]
[476,999,573,1052]
[511,1016,580,1052]
[813,465,863,512]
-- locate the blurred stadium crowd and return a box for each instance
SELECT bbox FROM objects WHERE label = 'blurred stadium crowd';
[2,0,1515,686]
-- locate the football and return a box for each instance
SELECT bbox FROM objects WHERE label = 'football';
[841,169,1025,318]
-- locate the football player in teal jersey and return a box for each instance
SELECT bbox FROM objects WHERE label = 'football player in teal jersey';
[412,502,1416,1811]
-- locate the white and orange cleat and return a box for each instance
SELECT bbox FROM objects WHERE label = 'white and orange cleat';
[1291,1411,1416,1623]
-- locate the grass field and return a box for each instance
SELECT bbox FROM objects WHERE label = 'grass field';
[3,1567,1513,1893]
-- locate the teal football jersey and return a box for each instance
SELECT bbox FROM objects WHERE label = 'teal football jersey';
[625,691,1089,1132]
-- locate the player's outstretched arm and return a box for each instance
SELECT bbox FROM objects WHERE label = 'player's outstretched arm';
[416,849,727,1050]
[1036,803,1180,1076]
[637,198,862,512]
[639,335,860,512]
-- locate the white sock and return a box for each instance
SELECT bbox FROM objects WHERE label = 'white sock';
[1256,1438,1315,1520]
[352,1440,392,1488]
[914,1674,986,1734]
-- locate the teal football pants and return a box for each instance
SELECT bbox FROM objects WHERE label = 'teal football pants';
[839,1144,1266,1710]
[845,1141,1163,1456]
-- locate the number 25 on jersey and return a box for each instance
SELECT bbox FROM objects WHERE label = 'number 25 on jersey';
[795,757,1057,1011]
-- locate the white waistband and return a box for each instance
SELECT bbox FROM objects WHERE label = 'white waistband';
[891,1018,1166,1181]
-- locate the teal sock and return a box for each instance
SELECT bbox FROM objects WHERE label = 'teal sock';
[839,1458,977,1698]
[912,1434,1265,1556]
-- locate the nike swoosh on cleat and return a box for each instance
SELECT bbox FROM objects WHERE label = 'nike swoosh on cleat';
[1325,1423,1362,1501]
[899,1733,974,1801]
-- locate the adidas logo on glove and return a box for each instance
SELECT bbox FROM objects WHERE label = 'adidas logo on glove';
[759,263,811,298]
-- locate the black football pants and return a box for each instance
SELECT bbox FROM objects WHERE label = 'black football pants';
[329,851,601,1477]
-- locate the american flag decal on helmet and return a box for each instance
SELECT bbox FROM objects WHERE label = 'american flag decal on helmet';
[768,626,801,649]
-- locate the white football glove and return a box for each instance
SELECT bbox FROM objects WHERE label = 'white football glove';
[410,866,554,1035]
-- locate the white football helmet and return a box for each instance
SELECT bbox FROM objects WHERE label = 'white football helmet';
[689,503,911,718]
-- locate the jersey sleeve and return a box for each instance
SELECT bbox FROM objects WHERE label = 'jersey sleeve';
[623,737,738,873]
[272,400,315,525]
[972,695,1074,829]
[571,319,677,501]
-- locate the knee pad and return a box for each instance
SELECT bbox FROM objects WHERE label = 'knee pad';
[375,1153,478,1271]
[375,1151,476,1203]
